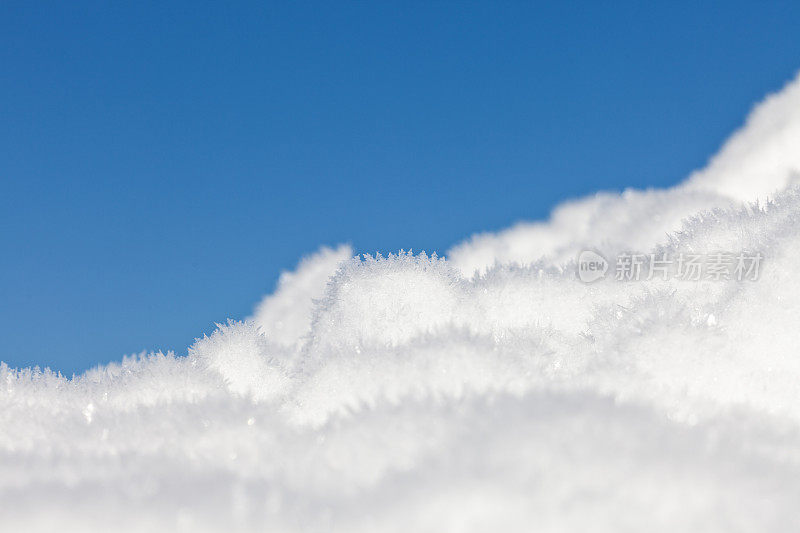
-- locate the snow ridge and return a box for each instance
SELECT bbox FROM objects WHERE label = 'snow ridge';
[3,72,800,532]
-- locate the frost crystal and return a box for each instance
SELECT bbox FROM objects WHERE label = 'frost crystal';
[4,73,800,532]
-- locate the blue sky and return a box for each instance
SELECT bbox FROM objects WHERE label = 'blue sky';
[2,1,799,375]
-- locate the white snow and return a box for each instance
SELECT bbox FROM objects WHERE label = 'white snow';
[3,72,800,532]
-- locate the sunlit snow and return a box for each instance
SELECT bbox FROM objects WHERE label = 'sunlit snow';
[3,73,800,532]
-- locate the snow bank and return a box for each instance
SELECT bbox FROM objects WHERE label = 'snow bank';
[3,73,800,532]
[448,72,800,277]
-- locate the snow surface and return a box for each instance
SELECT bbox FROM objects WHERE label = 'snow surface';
[3,73,800,532]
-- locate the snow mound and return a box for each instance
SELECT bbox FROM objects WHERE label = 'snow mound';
[448,72,800,276]
[4,73,800,532]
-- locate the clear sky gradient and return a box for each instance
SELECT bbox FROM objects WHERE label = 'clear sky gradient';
[2,1,799,374]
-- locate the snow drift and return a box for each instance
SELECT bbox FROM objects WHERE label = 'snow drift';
[3,72,800,532]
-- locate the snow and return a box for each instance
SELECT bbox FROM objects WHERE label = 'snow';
[3,72,800,531]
